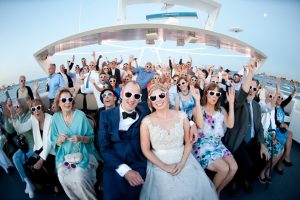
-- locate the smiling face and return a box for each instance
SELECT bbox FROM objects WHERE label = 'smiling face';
[121,82,141,112]
[30,100,44,121]
[58,92,74,112]
[149,88,168,111]
[177,78,188,92]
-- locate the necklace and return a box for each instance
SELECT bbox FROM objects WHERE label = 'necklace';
[181,91,189,96]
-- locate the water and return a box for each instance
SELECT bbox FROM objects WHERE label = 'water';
[0,77,48,103]
[0,75,299,104]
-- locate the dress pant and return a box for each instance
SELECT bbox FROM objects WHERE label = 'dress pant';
[233,140,262,183]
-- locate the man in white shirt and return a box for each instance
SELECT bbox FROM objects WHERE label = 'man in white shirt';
[80,61,99,94]
[99,81,150,200]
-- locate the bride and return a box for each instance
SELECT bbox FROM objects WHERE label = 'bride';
[140,84,218,200]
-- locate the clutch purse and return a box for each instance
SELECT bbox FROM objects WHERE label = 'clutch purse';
[64,152,83,164]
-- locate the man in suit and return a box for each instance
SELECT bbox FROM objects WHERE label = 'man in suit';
[99,81,150,200]
[223,62,269,194]
[108,60,122,85]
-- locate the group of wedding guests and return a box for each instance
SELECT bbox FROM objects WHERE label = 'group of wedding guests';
[0,53,297,200]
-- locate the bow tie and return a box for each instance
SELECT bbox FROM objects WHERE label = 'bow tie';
[122,111,137,120]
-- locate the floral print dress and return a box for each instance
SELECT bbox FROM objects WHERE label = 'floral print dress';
[192,109,232,169]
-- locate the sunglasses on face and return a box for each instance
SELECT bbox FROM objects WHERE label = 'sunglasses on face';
[211,81,219,84]
[146,65,151,68]
[109,79,116,83]
[31,105,42,112]
[64,162,76,169]
[14,105,20,109]
[124,92,142,100]
[154,77,159,80]
[61,97,73,103]
[177,82,186,87]
[20,80,25,83]
[173,79,178,83]
[208,91,221,97]
[99,76,105,79]
[250,86,257,92]
[268,94,273,99]
[149,92,167,101]
[102,92,114,98]
[191,79,197,82]
[277,96,283,100]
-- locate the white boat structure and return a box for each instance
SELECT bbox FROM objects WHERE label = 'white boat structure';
[33,0,299,143]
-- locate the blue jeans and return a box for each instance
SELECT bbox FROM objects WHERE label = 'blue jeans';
[12,148,33,181]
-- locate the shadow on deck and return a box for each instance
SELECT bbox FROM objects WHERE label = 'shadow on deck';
[1,142,299,200]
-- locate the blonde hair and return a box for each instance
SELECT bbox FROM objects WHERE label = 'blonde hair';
[147,84,169,112]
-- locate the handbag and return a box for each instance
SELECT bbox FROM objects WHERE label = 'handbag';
[16,134,29,153]
[23,153,50,185]
[64,152,83,164]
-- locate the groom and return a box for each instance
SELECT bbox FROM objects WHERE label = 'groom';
[99,81,150,200]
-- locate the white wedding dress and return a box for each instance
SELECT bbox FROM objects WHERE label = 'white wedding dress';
[140,111,218,200]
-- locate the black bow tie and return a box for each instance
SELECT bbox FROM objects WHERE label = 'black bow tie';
[122,111,137,120]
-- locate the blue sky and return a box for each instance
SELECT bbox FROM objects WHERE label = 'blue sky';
[0,0,300,85]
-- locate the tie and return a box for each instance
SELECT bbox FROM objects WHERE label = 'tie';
[122,111,137,120]
[86,72,91,88]
[244,102,252,143]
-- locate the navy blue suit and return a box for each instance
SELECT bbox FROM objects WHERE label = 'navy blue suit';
[99,103,150,200]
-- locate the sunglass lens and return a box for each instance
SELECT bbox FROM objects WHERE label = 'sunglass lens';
[31,108,35,112]
[159,93,166,99]
[134,94,141,99]
[61,98,66,103]
[149,96,156,101]
[216,93,221,97]
[125,92,132,98]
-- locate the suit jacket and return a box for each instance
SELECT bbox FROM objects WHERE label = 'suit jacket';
[99,103,150,171]
[223,88,264,153]
[108,68,122,85]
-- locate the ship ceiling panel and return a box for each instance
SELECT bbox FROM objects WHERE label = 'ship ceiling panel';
[34,24,266,71]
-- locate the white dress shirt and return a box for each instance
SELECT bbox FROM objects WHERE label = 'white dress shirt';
[115,104,139,177]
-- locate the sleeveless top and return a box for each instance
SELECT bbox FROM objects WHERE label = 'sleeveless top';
[178,92,195,120]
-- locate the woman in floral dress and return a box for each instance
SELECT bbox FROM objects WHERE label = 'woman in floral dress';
[192,83,237,196]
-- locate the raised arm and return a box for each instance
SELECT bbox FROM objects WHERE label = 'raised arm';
[33,80,41,99]
[223,87,235,128]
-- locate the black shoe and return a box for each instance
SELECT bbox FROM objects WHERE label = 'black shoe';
[258,176,267,184]
[275,166,284,175]
[243,181,253,194]
[282,159,293,167]
[7,166,14,175]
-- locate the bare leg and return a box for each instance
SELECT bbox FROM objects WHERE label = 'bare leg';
[216,156,238,194]
[207,159,230,196]
[284,131,293,162]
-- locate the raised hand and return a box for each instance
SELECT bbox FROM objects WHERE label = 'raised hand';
[226,86,235,105]
[33,80,39,92]
[190,86,201,101]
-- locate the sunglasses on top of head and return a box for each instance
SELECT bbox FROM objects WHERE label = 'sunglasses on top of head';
[124,92,142,100]
[208,91,221,97]
[249,86,257,92]
[149,92,167,101]
[61,97,73,103]
[31,105,42,112]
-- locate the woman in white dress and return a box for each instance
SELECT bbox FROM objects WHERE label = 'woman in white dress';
[140,84,218,200]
